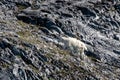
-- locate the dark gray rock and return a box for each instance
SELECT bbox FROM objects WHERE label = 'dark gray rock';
[1,0,120,80]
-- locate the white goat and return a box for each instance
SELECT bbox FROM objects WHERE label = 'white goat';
[61,36,87,59]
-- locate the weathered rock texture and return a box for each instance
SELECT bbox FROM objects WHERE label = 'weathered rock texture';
[0,0,120,80]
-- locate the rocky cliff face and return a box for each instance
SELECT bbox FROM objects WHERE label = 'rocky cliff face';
[0,0,120,80]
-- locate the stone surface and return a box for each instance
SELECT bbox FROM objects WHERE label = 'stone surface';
[0,0,120,80]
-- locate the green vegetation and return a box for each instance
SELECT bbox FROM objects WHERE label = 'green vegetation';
[16,30,41,44]
[50,47,70,56]
[17,5,27,11]
[17,20,28,27]
[17,20,40,31]
[17,30,31,37]
[28,64,39,73]
[0,61,10,68]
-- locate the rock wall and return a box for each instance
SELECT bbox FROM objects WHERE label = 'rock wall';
[0,0,120,80]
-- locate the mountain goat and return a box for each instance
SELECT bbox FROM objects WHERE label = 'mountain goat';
[61,36,87,59]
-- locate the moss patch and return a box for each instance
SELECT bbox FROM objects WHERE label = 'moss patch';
[0,61,10,68]
[17,5,28,11]
[17,30,41,44]
[17,20,28,27]
[28,64,39,74]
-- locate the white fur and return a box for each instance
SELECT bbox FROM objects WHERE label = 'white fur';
[61,36,87,59]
